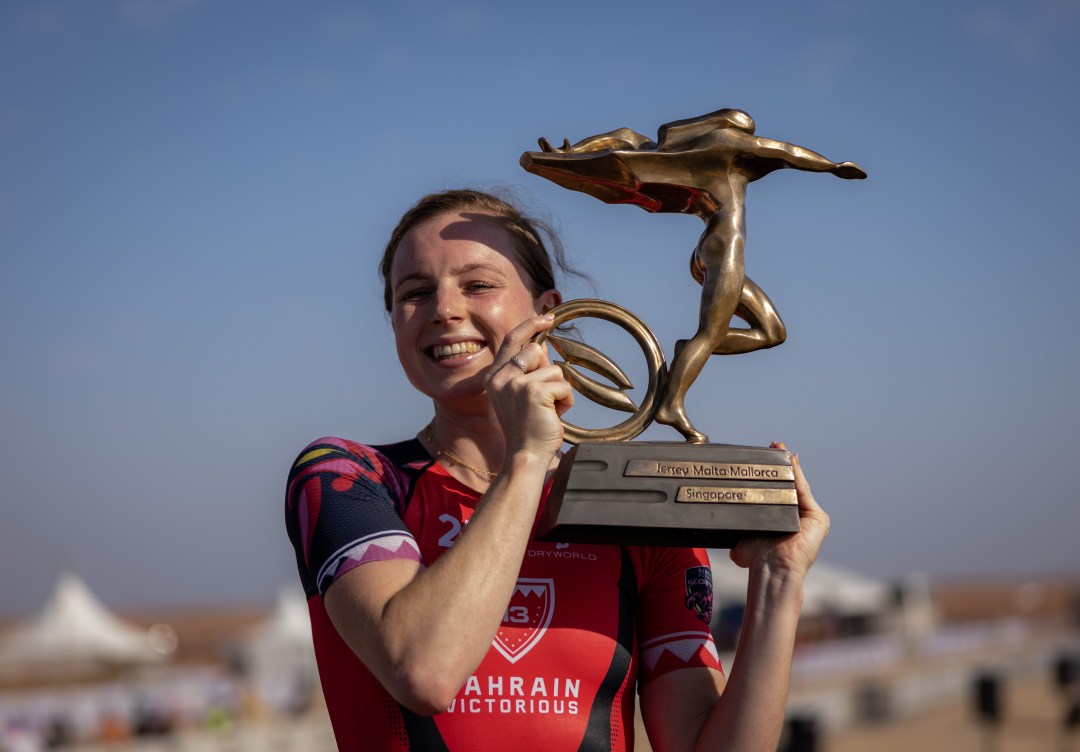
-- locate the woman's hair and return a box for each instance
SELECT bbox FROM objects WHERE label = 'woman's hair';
[379,189,587,312]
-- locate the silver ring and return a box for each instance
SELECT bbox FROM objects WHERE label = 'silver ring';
[509,355,528,374]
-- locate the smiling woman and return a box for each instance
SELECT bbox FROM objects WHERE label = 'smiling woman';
[283,189,829,751]
[387,208,562,405]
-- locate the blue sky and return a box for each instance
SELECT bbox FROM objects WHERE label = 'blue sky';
[2,0,1078,614]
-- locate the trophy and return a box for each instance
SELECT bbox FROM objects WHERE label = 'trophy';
[520,108,866,547]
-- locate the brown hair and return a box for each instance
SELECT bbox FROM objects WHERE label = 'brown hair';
[379,189,587,312]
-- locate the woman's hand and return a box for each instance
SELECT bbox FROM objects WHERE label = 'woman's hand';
[648,449,829,752]
[484,313,574,461]
[729,443,830,578]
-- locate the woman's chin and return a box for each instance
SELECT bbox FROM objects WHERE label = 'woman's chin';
[416,371,490,405]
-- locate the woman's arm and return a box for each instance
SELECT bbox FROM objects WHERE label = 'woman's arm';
[641,449,830,752]
[323,313,572,715]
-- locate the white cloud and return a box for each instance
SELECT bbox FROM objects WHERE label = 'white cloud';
[0,103,36,147]
[400,0,484,39]
[15,1,74,37]
[963,0,1080,59]
[821,0,868,21]
[117,0,203,32]
[314,7,378,41]
[216,64,342,103]
[377,43,413,75]
[276,66,342,99]
[437,4,484,38]
[803,37,857,90]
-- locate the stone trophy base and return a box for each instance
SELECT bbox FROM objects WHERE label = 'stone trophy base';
[536,442,800,548]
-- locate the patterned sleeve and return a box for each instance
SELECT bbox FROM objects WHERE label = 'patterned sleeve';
[285,437,423,597]
[632,546,723,686]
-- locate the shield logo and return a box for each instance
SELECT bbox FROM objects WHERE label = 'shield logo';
[492,578,555,663]
[684,566,713,624]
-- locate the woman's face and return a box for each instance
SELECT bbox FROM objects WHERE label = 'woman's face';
[389,211,560,405]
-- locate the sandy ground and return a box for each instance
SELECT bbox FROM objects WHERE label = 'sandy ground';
[826,670,1078,752]
[62,711,337,752]
[629,662,1080,752]
[32,671,1080,751]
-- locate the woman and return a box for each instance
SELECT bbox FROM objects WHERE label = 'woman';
[285,189,829,751]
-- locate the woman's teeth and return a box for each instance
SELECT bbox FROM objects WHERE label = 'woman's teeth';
[432,342,484,359]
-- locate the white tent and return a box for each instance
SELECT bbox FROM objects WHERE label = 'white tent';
[0,572,161,679]
[247,585,314,655]
[708,554,893,617]
[801,560,894,616]
[242,585,318,712]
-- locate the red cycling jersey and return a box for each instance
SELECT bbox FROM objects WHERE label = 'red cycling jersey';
[286,437,721,751]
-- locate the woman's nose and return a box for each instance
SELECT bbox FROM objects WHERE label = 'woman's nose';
[432,286,465,323]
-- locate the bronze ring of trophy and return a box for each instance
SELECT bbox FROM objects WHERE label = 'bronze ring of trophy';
[531,299,666,444]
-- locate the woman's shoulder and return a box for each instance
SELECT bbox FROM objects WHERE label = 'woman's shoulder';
[289,435,432,479]
[295,435,379,459]
[286,436,433,517]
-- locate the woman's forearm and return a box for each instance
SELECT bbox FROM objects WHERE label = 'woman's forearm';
[694,563,805,752]
[326,450,552,713]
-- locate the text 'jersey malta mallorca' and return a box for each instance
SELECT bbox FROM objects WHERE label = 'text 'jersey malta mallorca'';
[285,437,722,751]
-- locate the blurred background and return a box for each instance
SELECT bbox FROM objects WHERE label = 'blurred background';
[2,0,1078,749]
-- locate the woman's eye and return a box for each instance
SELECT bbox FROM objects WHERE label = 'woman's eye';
[397,287,431,302]
[465,281,496,293]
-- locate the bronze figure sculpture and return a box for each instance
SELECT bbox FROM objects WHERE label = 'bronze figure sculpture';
[520,109,866,546]
[522,108,866,443]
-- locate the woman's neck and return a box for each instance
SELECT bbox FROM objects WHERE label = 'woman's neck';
[422,405,507,487]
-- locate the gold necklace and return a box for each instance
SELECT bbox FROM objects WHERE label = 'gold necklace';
[425,425,498,481]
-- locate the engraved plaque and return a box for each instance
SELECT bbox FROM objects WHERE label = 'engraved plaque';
[625,460,795,482]
[675,487,796,504]
[537,442,799,548]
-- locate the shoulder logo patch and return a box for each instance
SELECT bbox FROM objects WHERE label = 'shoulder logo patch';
[492,578,555,663]
[684,565,713,624]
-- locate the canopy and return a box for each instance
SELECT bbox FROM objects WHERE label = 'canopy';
[247,585,314,655]
[0,573,161,677]
[243,585,318,712]
[708,554,893,617]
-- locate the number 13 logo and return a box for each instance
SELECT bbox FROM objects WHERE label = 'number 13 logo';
[503,606,529,624]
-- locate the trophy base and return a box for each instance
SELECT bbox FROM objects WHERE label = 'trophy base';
[537,442,800,548]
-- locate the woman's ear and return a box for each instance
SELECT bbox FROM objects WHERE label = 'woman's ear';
[536,289,562,314]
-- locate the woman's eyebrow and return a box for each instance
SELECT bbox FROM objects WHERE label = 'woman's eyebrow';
[392,270,432,287]
[393,263,504,287]
[450,262,504,276]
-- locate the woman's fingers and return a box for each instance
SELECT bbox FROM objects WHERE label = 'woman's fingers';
[793,455,824,518]
[729,444,829,573]
[495,364,572,456]
[485,315,572,457]
[776,443,827,531]
[770,441,823,516]
[492,313,555,372]
[505,341,550,374]
[488,318,562,395]
[553,373,575,417]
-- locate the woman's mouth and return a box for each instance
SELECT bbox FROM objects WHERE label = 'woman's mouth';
[430,341,486,360]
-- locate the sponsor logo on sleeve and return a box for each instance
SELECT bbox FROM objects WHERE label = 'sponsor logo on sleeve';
[684,565,713,624]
